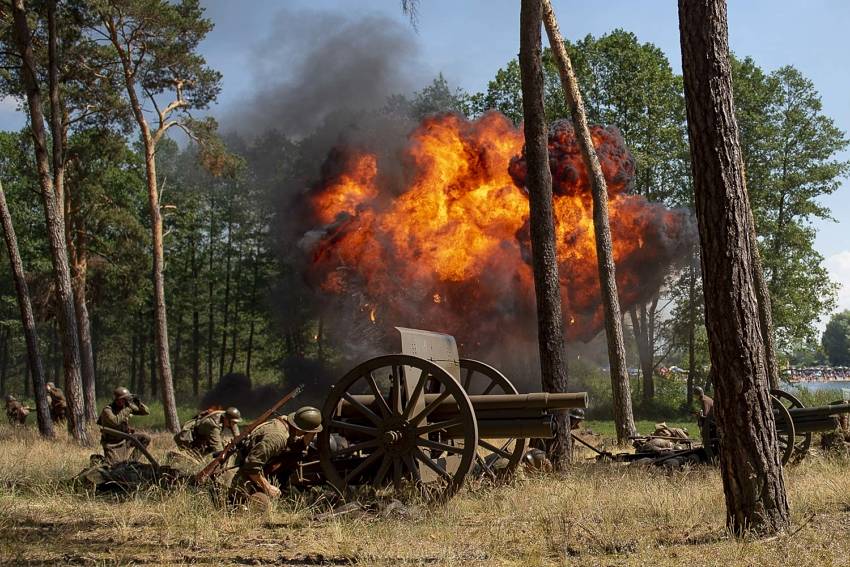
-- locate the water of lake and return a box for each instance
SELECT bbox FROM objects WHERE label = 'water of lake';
[782,380,850,398]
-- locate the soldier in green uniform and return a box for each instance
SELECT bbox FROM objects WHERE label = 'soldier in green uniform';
[5,394,30,425]
[97,386,151,464]
[45,382,67,424]
[174,406,242,458]
[229,406,323,504]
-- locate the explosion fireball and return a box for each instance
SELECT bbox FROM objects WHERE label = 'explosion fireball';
[302,112,690,350]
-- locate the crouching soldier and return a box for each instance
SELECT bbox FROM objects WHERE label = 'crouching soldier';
[5,394,30,425]
[229,406,323,505]
[174,406,242,458]
[45,382,67,424]
[97,387,151,465]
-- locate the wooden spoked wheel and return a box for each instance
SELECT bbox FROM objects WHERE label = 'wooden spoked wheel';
[318,354,478,500]
[770,393,795,466]
[770,389,812,463]
[426,359,527,479]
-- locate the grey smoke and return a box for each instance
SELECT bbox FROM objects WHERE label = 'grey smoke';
[221,6,424,139]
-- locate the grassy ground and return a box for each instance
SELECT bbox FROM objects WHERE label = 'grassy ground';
[2,424,850,566]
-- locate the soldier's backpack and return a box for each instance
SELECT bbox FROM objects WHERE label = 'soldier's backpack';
[173,417,198,448]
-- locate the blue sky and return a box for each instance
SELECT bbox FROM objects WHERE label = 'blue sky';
[1,0,848,318]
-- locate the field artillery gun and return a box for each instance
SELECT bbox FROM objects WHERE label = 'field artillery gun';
[314,328,587,500]
[771,389,850,464]
[575,389,850,468]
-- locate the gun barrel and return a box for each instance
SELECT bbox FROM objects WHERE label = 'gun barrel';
[787,403,850,420]
[445,417,554,439]
[340,391,587,420]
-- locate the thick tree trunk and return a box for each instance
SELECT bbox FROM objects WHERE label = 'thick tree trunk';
[11,0,87,444]
[519,0,571,468]
[750,221,780,389]
[51,0,96,419]
[106,16,180,431]
[542,0,636,442]
[0,182,54,437]
[70,262,96,421]
[678,0,789,535]
[143,142,178,430]
[65,194,96,422]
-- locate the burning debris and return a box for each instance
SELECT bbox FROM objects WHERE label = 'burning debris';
[299,112,692,356]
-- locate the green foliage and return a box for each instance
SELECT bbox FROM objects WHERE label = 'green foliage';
[409,73,469,119]
[93,0,222,110]
[733,58,847,351]
[822,310,850,366]
[569,358,690,421]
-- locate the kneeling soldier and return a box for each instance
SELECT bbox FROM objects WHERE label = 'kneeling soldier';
[5,394,29,426]
[97,387,151,465]
[45,382,67,424]
[174,406,242,458]
[229,406,323,504]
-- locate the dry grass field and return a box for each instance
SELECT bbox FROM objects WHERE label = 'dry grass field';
[2,424,850,566]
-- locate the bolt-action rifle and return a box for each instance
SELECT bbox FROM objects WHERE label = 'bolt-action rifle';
[193,384,304,483]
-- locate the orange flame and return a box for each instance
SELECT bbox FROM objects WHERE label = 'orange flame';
[305,112,689,344]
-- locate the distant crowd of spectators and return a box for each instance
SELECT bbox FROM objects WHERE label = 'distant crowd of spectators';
[783,367,850,382]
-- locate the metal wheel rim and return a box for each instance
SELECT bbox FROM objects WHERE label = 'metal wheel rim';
[770,388,812,462]
[771,394,795,466]
[442,359,528,479]
[318,354,478,500]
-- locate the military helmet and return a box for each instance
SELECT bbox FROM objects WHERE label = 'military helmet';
[694,386,704,396]
[569,408,585,421]
[5,394,15,403]
[113,386,132,401]
[45,382,55,390]
[224,407,242,423]
[287,406,323,433]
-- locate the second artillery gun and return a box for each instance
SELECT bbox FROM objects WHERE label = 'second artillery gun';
[310,327,587,500]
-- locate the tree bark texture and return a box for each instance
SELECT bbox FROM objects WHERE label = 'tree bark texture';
[65,189,97,421]
[51,0,96,418]
[11,0,88,444]
[0,182,54,437]
[105,16,180,432]
[678,0,789,535]
[542,0,636,442]
[145,144,178,430]
[749,218,780,389]
[519,0,571,468]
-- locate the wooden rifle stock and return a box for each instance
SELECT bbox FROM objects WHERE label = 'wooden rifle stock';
[193,384,305,483]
